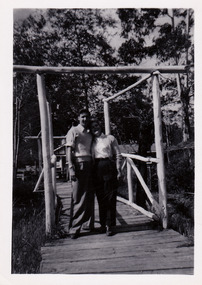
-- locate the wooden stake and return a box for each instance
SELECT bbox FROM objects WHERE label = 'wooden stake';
[103,100,111,135]
[47,102,57,199]
[36,74,55,236]
[152,72,168,228]
[37,137,42,173]
[127,160,133,203]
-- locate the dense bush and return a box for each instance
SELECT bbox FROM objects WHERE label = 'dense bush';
[167,193,194,242]
[13,178,43,204]
[166,154,194,194]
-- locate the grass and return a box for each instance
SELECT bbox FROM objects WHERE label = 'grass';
[12,180,46,273]
[167,193,194,244]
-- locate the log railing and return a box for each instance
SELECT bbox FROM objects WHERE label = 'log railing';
[118,153,162,223]
[33,142,66,193]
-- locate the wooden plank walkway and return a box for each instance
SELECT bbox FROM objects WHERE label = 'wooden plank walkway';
[40,182,194,274]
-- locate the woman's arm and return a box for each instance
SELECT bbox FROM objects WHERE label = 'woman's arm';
[111,137,122,180]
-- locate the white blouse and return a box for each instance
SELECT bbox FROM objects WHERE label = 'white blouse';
[92,133,121,160]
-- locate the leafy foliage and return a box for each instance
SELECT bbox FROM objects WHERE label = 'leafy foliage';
[117,8,194,142]
[12,180,46,273]
[166,152,194,193]
[13,9,119,167]
[117,8,194,65]
[13,8,194,174]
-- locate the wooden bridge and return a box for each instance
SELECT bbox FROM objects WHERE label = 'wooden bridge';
[14,64,194,274]
[14,64,191,235]
[40,181,194,274]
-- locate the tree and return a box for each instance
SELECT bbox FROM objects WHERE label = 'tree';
[117,8,194,143]
[116,8,194,207]
[13,9,119,175]
[13,73,40,177]
[14,8,117,113]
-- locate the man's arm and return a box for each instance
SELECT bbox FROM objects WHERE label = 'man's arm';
[66,127,77,181]
[67,146,77,182]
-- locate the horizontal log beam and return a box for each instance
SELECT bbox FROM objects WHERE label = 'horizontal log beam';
[13,65,189,74]
[25,136,66,139]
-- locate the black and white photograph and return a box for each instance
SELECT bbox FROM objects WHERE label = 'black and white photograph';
[0,0,201,284]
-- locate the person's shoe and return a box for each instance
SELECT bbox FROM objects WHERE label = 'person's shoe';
[106,226,113,236]
[70,233,79,239]
[82,226,95,232]
[99,226,106,234]
[82,226,90,231]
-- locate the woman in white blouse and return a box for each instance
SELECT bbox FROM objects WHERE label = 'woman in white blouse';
[90,119,122,236]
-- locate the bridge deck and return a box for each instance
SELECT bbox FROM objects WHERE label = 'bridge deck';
[40,182,194,274]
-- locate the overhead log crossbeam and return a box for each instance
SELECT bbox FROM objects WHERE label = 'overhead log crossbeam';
[13,65,190,74]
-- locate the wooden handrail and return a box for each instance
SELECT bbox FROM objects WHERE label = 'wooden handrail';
[126,157,161,216]
[33,169,44,192]
[33,155,57,193]
[104,74,152,102]
[121,158,127,171]
[25,136,66,139]
[120,154,161,219]
[121,153,159,163]
[117,196,158,220]
[54,143,66,152]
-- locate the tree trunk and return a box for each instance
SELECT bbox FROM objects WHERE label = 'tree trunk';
[170,9,191,143]
[181,86,191,142]
[136,125,152,209]
[176,74,191,142]
[13,97,18,171]
[82,74,89,109]
[13,97,21,181]
[74,11,89,109]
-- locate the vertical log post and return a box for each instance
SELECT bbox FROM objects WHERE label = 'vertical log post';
[103,100,111,135]
[65,139,69,181]
[152,72,168,228]
[36,74,55,236]
[37,137,43,173]
[47,102,57,199]
[127,159,134,203]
